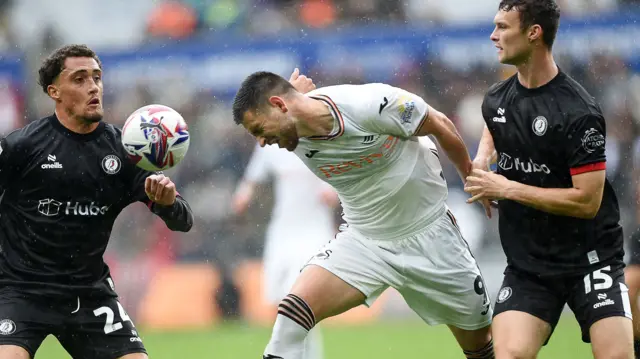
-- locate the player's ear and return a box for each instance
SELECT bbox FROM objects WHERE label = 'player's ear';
[528,24,542,43]
[268,96,288,113]
[47,84,60,100]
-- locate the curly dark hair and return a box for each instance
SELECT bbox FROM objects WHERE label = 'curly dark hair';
[37,44,102,94]
[499,0,561,49]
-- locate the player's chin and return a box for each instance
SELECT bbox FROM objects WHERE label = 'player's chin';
[283,138,298,152]
[83,110,104,123]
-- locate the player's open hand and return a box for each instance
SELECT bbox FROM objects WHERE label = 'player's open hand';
[464,169,511,205]
[289,68,316,94]
[145,174,177,206]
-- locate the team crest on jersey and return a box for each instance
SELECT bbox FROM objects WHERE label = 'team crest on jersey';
[102,155,122,175]
[398,96,416,124]
[581,128,605,153]
[497,287,512,303]
[0,319,16,335]
[532,116,548,136]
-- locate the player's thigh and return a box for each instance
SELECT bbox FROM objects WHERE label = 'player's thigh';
[624,264,640,335]
[492,271,563,359]
[492,311,552,359]
[398,212,492,330]
[57,297,146,359]
[0,345,31,359]
[590,316,633,359]
[0,290,58,358]
[447,324,492,353]
[292,231,397,322]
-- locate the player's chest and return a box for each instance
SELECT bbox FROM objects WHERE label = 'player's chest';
[487,100,567,156]
[296,134,402,181]
[20,140,129,202]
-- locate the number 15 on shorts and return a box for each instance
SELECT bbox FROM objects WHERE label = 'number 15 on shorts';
[93,301,135,334]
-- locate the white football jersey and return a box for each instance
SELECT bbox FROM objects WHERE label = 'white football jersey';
[243,143,336,238]
[294,83,448,241]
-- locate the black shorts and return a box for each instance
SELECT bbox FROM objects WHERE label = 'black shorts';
[628,230,640,265]
[493,261,631,343]
[0,288,146,359]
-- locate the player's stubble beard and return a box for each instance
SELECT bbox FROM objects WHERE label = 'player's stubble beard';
[281,117,299,151]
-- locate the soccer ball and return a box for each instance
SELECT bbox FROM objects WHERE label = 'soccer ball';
[121,104,190,171]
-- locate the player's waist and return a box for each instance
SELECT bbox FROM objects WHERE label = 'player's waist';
[346,203,447,242]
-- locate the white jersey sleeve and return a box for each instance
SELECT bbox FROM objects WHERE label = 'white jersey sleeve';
[361,84,430,139]
[243,144,271,183]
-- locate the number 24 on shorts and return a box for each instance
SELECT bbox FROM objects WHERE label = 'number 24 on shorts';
[93,301,135,334]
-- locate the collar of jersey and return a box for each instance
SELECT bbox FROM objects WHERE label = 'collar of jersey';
[48,114,106,141]
[515,68,565,97]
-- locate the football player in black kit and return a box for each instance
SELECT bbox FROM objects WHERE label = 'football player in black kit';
[464,1,634,358]
[0,44,193,359]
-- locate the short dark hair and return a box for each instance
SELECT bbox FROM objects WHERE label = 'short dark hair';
[37,44,102,94]
[232,71,295,125]
[499,0,560,49]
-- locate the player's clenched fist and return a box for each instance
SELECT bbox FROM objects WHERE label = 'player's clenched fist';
[145,174,177,206]
[289,68,316,94]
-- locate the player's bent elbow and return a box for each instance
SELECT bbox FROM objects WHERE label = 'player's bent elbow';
[576,202,601,219]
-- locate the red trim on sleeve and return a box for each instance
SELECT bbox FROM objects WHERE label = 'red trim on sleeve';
[146,200,153,209]
[570,162,606,176]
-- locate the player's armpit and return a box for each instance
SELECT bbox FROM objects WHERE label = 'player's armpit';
[414,107,473,180]
[150,195,194,232]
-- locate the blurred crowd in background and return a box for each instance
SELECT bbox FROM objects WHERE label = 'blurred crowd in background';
[2,0,640,321]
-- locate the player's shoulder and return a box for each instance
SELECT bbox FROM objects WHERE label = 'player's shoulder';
[3,116,54,149]
[484,74,518,100]
[554,71,602,120]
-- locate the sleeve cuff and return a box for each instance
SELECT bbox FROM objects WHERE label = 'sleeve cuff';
[570,161,606,176]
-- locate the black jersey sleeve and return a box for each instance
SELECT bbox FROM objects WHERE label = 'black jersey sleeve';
[129,167,194,232]
[0,132,23,189]
[566,114,607,175]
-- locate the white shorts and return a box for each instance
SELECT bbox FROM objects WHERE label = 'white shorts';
[304,209,493,330]
[263,230,332,303]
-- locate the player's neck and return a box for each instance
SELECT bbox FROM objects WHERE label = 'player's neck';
[292,97,335,138]
[516,51,558,89]
[54,108,100,134]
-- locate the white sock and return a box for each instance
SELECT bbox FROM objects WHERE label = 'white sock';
[263,314,309,358]
[263,294,316,359]
[303,327,323,359]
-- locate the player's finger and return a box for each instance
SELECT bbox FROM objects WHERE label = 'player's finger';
[145,177,152,195]
[471,169,487,176]
[149,178,159,196]
[466,193,485,203]
[155,181,166,200]
[481,200,492,219]
[463,186,483,195]
[289,68,300,81]
[159,176,171,187]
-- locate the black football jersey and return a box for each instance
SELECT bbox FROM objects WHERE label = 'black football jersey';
[0,115,193,297]
[482,71,624,277]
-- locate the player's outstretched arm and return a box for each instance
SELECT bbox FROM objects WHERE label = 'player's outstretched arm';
[145,174,194,232]
[415,106,473,183]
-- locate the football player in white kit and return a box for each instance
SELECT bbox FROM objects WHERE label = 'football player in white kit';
[232,71,494,359]
[232,143,338,359]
